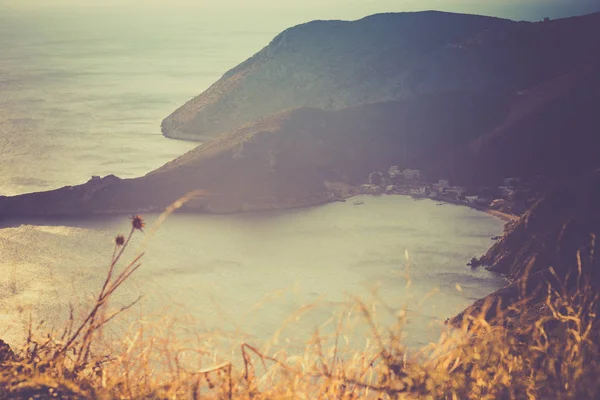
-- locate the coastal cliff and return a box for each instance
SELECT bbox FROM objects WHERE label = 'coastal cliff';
[161,11,600,141]
[451,170,600,324]
[483,171,600,282]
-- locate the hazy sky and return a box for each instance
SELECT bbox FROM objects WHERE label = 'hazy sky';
[2,0,600,21]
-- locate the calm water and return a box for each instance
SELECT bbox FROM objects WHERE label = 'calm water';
[1,8,506,355]
[0,8,287,195]
[0,195,506,352]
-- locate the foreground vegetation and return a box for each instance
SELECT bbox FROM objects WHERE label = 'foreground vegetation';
[1,213,599,399]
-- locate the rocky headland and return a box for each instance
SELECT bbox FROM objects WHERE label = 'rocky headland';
[161,11,600,142]
[161,11,512,140]
[450,169,600,325]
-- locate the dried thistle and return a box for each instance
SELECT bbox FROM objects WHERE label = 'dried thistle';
[115,235,125,246]
[130,215,145,231]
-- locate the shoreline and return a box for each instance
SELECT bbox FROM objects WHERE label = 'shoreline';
[0,188,520,226]
[479,208,519,223]
[341,192,520,224]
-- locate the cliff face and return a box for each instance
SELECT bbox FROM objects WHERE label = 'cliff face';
[482,171,600,282]
[450,171,600,325]
[161,11,600,141]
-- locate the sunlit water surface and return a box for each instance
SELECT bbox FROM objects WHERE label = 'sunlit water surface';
[1,196,506,353]
[0,8,285,195]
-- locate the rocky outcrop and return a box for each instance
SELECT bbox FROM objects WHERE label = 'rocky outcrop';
[161,11,600,141]
[482,171,600,282]
[450,269,560,325]
[0,175,126,218]
[451,170,600,325]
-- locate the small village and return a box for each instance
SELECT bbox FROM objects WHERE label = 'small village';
[353,165,547,218]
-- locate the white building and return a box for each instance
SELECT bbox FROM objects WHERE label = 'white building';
[465,195,479,203]
[369,171,384,186]
[360,184,384,195]
[401,169,421,181]
[433,179,450,192]
[446,187,466,197]
[388,165,401,179]
[410,186,428,195]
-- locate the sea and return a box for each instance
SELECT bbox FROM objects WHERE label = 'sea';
[0,7,507,357]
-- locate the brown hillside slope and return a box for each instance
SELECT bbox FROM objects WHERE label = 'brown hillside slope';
[161,11,513,140]
[0,91,509,217]
[435,65,600,185]
[161,11,600,140]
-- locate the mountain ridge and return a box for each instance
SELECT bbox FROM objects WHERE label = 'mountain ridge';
[161,11,515,140]
[161,11,600,141]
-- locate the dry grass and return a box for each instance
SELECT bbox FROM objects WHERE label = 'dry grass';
[1,209,599,399]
